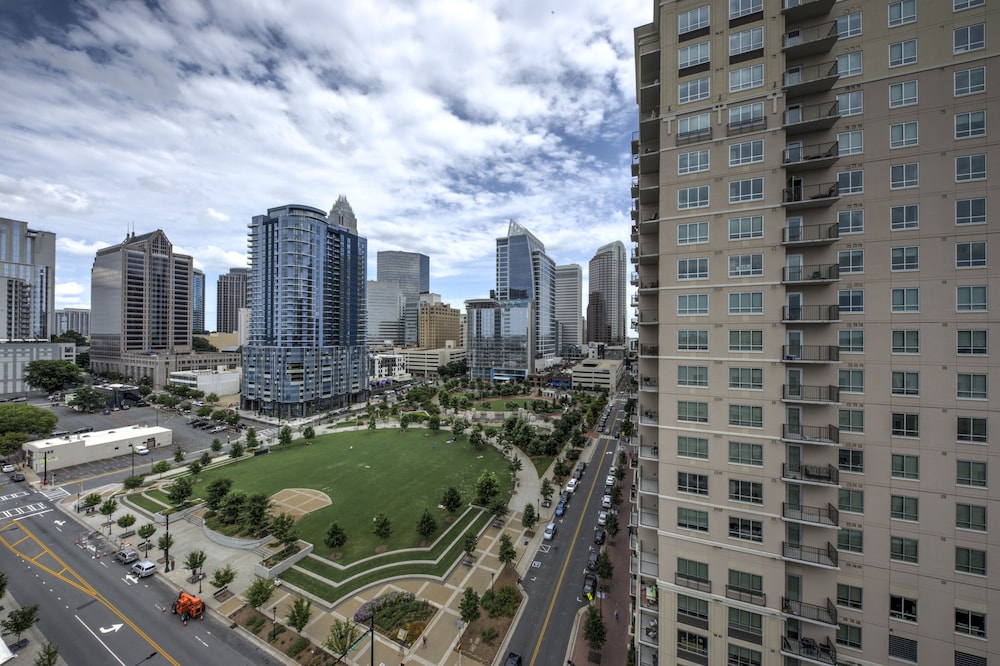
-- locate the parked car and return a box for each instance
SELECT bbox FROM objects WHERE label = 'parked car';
[116,548,139,564]
[594,529,606,545]
[543,522,557,540]
[602,495,612,509]
[131,560,156,578]
[504,653,523,666]
[605,475,616,486]
[565,478,579,493]
[132,444,149,455]
[555,500,567,517]
[0,463,13,473]
[597,511,608,526]
[9,473,24,482]
[582,573,597,596]
[576,461,587,473]
[604,484,613,496]
[587,550,599,571]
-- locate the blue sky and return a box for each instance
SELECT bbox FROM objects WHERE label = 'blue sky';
[0,0,647,328]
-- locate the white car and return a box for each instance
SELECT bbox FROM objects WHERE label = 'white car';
[543,522,557,540]
[602,495,612,509]
[0,464,13,473]
[565,478,579,493]
[605,475,616,486]
[597,511,608,526]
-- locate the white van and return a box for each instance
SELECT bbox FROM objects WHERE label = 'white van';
[543,522,557,540]
[131,560,156,578]
[133,444,149,455]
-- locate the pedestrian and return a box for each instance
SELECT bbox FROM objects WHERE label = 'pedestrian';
[614,609,619,623]
[422,636,427,648]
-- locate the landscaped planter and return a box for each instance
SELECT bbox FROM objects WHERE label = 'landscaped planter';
[201,522,271,550]
[254,540,313,578]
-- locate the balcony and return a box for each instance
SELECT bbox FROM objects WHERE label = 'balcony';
[637,507,659,529]
[639,344,659,357]
[782,502,839,528]
[782,384,840,404]
[782,597,838,628]
[639,443,659,460]
[783,141,840,172]
[781,0,836,23]
[635,310,657,326]
[637,476,659,495]
[784,101,841,135]
[782,21,838,59]
[780,635,838,666]
[631,551,659,578]
[782,304,840,323]
[638,81,660,118]
[782,182,840,210]
[783,423,840,445]
[639,108,660,143]
[637,144,659,174]
[782,462,840,486]
[631,243,658,265]
[674,573,711,593]
[782,221,840,246]
[637,180,659,206]
[639,409,658,425]
[783,61,839,97]
[726,585,766,606]
[630,271,639,287]
[727,115,767,137]
[782,345,840,363]
[783,263,839,285]
[676,126,712,146]
[637,644,658,666]
[782,541,839,569]
[639,376,658,391]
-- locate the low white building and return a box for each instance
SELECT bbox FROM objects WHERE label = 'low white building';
[24,424,172,473]
[571,358,624,392]
[399,344,466,378]
[369,352,409,384]
[168,367,241,396]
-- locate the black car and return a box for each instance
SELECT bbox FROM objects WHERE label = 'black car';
[576,461,586,473]
[587,550,599,570]
[572,470,583,480]
[504,653,523,666]
[604,484,613,495]
[594,529,606,545]
[9,473,25,482]
[583,573,597,596]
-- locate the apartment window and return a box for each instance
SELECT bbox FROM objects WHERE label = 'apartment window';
[839,249,864,273]
[837,583,863,609]
[890,121,918,148]
[729,0,762,20]
[955,0,985,9]
[678,401,709,423]
[955,66,986,96]
[729,178,763,203]
[888,0,916,27]
[678,113,711,138]
[892,371,919,396]
[729,102,763,130]
[839,329,864,353]
[838,210,864,234]
[728,254,762,277]
[678,365,708,387]
[954,24,985,54]
[678,435,709,459]
[678,507,709,531]
[729,479,762,504]
[729,441,762,466]
[837,12,862,38]
[837,129,863,155]
[728,608,762,637]
[838,528,864,553]
[837,413,863,437]
[957,242,987,268]
[839,369,864,394]
[890,80,918,108]
[956,503,986,531]
[839,448,865,473]
[729,291,762,314]
[729,367,762,390]
[891,288,919,312]
[957,459,987,486]
[839,488,864,513]
[839,289,864,313]
[730,64,763,92]
[837,52,863,77]
[677,594,709,622]
[958,373,987,399]
[730,27,762,56]
[957,154,987,181]
[678,185,710,209]
[956,111,986,139]
[891,495,919,521]
[679,6,710,35]
[956,609,987,638]
[891,162,919,189]
[678,149,710,175]
[729,329,762,352]
[728,570,762,597]
[891,204,919,230]
[892,454,919,479]
[837,90,863,116]
[678,472,709,495]
[890,536,919,563]
[889,39,917,67]
[892,329,919,354]
[729,140,763,166]
[892,412,919,437]
[837,624,863,649]
[678,329,709,351]
[890,595,918,622]
[891,246,919,271]
[678,42,711,69]
[957,329,987,354]
[957,285,987,311]
[956,547,987,575]
[729,404,762,428]
[838,169,864,194]
[956,198,987,225]
[958,416,988,444]
[678,258,709,280]
[678,293,709,315]
[729,215,763,239]
[677,557,709,583]
[679,77,710,104]
[678,221,709,245]
[677,630,708,658]
[729,516,762,542]
[727,645,761,666]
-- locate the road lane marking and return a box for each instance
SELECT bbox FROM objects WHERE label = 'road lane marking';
[75,614,127,666]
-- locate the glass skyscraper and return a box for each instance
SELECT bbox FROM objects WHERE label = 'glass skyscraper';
[376,251,429,346]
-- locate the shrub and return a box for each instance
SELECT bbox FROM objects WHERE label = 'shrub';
[287,638,310,658]
[480,586,520,618]
[353,591,414,624]
[481,627,499,646]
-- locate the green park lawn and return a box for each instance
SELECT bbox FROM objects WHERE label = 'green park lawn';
[191,428,511,564]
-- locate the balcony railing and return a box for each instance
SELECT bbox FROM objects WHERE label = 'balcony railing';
[725,585,766,606]
[783,61,839,97]
[783,264,839,284]
[782,463,840,486]
[782,384,840,403]
[676,127,712,145]
[783,423,840,445]
[783,101,841,135]
[727,115,767,136]
[639,344,659,356]
[782,344,840,363]
[631,551,659,578]
[782,597,838,627]
[782,502,840,527]
[780,635,838,666]
[782,141,840,171]
[782,304,840,323]
[782,182,840,209]
[639,444,659,460]
[638,280,659,291]
[783,541,839,568]
[639,376,658,390]
[782,21,838,58]
[782,0,837,22]
[782,221,840,245]
[637,476,659,495]
[674,573,712,593]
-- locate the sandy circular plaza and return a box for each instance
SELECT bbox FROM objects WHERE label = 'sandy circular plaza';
[269,487,331,518]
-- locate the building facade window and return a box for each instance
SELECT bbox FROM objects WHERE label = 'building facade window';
[837,583,863,609]
[678,221,709,245]
[729,516,763,542]
[838,210,864,234]
[678,471,709,495]
[679,6,710,35]
[678,365,709,387]
[956,154,987,181]
[839,329,864,353]
[955,110,986,139]
[957,329,987,355]
[678,148,710,174]
[957,459,987,486]
[839,448,864,473]
[957,285,987,311]
[954,24,985,54]
[891,371,919,396]
[729,178,763,203]
[890,495,919,521]
[956,547,987,575]
[839,488,865,513]
[890,536,919,563]
[837,52,863,77]
[678,258,709,280]
[679,77,711,104]
[729,329,762,352]
[955,608,987,638]
[888,0,916,26]
[839,249,864,273]
[678,435,709,459]
[956,503,986,531]
[729,291,762,314]
[678,329,709,350]
[728,254,762,277]
[838,528,864,553]
[728,404,762,428]
[891,204,919,230]
[890,595,918,621]
[957,416,987,444]
[678,401,709,423]
[837,90,863,115]
[678,113,711,138]
[839,289,864,313]
[729,367,762,390]
[729,441,762,466]
[958,373,988,400]
[891,246,919,271]
[956,242,987,268]
[729,140,763,166]
[839,369,864,394]
[679,41,711,69]
[956,198,987,225]
[678,293,709,315]
[837,12,862,38]
[889,39,917,67]
[955,0,985,10]
[892,412,919,437]
[890,80,918,107]
[837,624,863,649]
[890,121,918,148]
[729,479,763,504]
[890,162,919,189]
[729,216,763,239]
[892,329,919,354]
[678,185,710,209]
[837,129,864,155]
[838,169,864,194]
[891,287,919,312]
[730,27,763,56]
[891,454,919,479]
[955,66,986,96]
[678,507,709,531]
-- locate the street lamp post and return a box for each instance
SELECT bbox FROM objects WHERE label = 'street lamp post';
[164,512,170,572]
[271,605,277,642]
[129,444,135,478]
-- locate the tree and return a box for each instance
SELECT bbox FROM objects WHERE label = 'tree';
[1,604,39,642]
[210,564,236,591]
[66,386,108,413]
[188,460,202,477]
[508,455,523,476]
[0,403,58,439]
[498,533,516,567]
[165,476,193,506]
[229,440,245,459]
[184,549,207,578]
[123,475,143,491]
[450,416,469,438]
[278,425,292,446]
[137,523,157,550]
[489,497,508,523]
[157,531,174,554]
[116,513,136,532]
[99,498,118,528]
[540,478,555,503]
[583,607,607,654]
[286,596,312,633]
[372,513,392,541]
[246,576,278,610]
[604,512,620,541]
[270,513,299,552]
[173,446,185,463]
[521,503,538,532]
[324,522,347,550]
[416,509,437,540]
[462,531,478,559]
[459,587,481,625]
[594,550,614,586]
[219,491,247,525]
[241,493,272,536]
[192,336,218,352]
[302,425,315,441]
[428,414,440,430]
[468,426,484,451]
[441,487,462,514]
[152,460,171,477]
[324,618,360,655]
[205,478,233,511]
[24,360,81,394]
[0,432,28,459]
[199,451,212,467]
[474,471,501,506]
[244,428,258,450]
[32,642,59,666]
[210,438,223,453]
[610,484,623,508]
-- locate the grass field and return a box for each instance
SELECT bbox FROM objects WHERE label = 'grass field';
[191,427,510,564]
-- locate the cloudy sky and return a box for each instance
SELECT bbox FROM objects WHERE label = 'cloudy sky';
[0,0,648,328]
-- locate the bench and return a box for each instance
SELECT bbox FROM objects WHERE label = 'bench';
[7,638,27,651]
[120,530,135,539]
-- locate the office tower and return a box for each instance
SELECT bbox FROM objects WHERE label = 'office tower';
[54,309,90,337]
[376,251,429,346]
[216,267,249,334]
[587,241,627,345]
[367,280,406,345]
[630,2,997,666]
[554,264,584,354]
[0,217,56,340]
[192,268,205,333]
[242,199,368,418]
[418,293,461,349]
[465,298,503,382]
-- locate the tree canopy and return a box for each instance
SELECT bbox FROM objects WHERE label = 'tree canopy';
[0,404,58,439]
[68,386,108,413]
[23,360,81,394]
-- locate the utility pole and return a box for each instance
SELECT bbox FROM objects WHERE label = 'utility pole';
[164,512,170,572]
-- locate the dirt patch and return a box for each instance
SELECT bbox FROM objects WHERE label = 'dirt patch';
[230,605,337,665]
[460,566,521,665]
[375,545,387,554]
[328,552,344,561]
[271,488,331,519]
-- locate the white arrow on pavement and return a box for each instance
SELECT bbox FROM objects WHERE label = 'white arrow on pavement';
[53,520,65,526]
[99,624,123,634]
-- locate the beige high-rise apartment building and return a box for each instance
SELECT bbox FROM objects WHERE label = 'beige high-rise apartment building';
[417,293,461,349]
[630,2,997,666]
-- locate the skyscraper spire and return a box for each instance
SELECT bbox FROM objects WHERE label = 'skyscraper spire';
[329,195,357,232]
